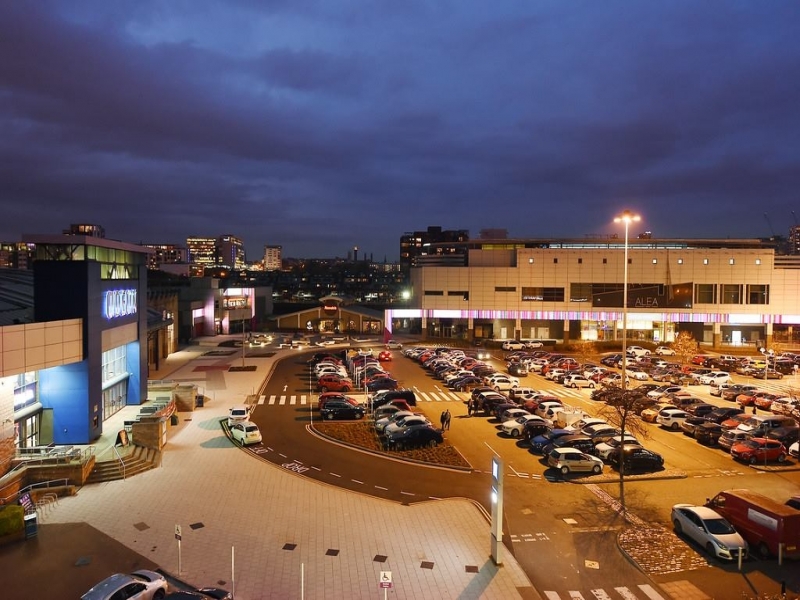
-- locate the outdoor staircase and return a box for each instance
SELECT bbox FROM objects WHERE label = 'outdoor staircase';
[85,445,160,484]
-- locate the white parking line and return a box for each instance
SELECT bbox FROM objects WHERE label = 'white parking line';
[258,394,266,405]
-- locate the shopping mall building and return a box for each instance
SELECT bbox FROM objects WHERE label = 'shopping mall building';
[386,237,800,347]
[0,235,153,469]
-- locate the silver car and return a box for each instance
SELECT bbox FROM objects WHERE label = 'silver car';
[671,504,748,560]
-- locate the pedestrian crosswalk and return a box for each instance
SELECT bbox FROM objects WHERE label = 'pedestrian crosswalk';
[542,584,665,600]
[256,386,587,407]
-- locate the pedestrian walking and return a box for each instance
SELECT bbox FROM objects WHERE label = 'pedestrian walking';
[443,409,451,431]
[752,405,757,414]
[793,363,798,377]
[440,410,447,430]
[467,398,473,417]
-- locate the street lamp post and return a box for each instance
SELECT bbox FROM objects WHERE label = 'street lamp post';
[759,347,774,384]
[614,210,641,392]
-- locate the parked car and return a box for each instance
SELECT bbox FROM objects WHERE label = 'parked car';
[704,407,743,424]
[722,384,758,402]
[765,426,800,448]
[320,399,366,420]
[227,405,251,426]
[641,403,676,423]
[609,446,664,472]
[680,416,709,437]
[594,435,640,461]
[230,421,262,446]
[695,422,725,446]
[502,414,547,438]
[542,434,596,455]
[547,447,604,475]
[657,408,689,430]
[529,429,575,454]
[626,346,651,357]
[375,410,416,433]
[81,570,168,600]
[502,340,526,351]
[655,346,676,356]
[671,504,748,560]
[366,377,399,393]
[730,438,788,464]
[699,371,733,386]
[317,374,354,393]
[384,414,431,437]
[718,429,752,452]
[709,382,733,397]
[563,374,596,389]
[385,340,403,349]
[385,424,443,450]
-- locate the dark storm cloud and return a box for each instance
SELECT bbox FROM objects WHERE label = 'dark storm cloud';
[1,1,799,259]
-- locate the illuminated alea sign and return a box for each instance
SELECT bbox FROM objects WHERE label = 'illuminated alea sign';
[103,289,138,319]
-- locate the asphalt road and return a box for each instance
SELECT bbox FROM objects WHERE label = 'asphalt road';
[242,345,800,599]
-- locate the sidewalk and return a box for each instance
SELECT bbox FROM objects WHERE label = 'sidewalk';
[7,338,536,600]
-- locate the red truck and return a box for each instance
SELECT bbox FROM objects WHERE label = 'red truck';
[705,489,800,560]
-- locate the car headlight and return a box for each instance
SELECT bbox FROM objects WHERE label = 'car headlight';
[713,539,729,551]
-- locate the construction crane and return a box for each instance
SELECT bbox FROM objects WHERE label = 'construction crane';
[763,212,776,236]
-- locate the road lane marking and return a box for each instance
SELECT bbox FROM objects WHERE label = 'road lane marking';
[638,584,666,600]
[374,485,388,491]
[400,491,415,496]
[269,395,277,405]
[329,472,341,478]
[258,395,266,405]
[615,587,639,600]
[279,395,287,405]
[351,479,364,485]
[300,395,307,405]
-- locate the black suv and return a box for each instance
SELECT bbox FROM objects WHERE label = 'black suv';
[609,446,664,472]
[320,400,365,420]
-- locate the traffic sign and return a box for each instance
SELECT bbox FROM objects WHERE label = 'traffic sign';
[379,571,393,589]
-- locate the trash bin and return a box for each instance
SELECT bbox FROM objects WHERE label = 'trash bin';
[170,414,179,426]
[24,512,38,539]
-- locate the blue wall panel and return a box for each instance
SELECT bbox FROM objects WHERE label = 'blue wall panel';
[39,361,91,444]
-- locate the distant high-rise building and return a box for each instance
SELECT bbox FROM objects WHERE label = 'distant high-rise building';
[0,242,34,269]
[400,225,469,276]
[186,236,217,268]
[143,243,189,269]
[217,234,246,269]
[263,245,282,271]
[63,223,106,238]
[791,225,800,255]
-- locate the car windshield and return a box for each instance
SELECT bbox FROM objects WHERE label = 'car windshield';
[703,517,736,535]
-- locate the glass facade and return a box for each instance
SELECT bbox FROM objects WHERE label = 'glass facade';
[102,346,129,420]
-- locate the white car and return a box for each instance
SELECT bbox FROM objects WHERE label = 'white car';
[521,339,544,348]
[501,414,546,437]
[500,407,530,423]
[502,340,526,351]
[386,340,403,349]
[384,415,429,437]
[625,367,649,381]
[709,382,732,397]
[488,375,520,391]
[230,421,262,446]
[671,504,748,560]
[657,408,689,430]
[789,441,799,458]
[655,346,676,356]
[228,405,251,426]
[81,570,168,600]
[547,447,604,475]
[536,401,565,419]
[594,435,640,461]
[375,410,415,433]
[698,371,732,386]
[563,374,596,389]
[626,345,651,357]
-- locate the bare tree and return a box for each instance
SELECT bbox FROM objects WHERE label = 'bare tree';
[593,385,650,510]
[672,331,697,367]
[571,339,597,367]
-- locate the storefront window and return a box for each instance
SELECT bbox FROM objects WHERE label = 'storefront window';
[102,382,128,420]
[102,346,128,384]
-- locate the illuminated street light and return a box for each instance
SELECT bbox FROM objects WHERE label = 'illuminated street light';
[614,210,641,391]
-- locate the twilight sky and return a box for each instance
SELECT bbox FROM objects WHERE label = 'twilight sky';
[1,1,799,261]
